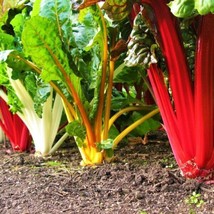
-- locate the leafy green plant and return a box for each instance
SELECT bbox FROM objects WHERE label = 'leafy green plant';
[185,191,204,208]
[160,156,176,169]
[139,211,148,214]
[0,0,159,165]
[0,67,65,155]
[0,4,67,156]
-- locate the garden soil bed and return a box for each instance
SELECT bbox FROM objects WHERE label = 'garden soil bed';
[0,130,214,214]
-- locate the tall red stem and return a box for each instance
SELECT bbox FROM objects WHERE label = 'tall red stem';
[195,14,214,169]
[141,0,195,162]
[0,97,31,151]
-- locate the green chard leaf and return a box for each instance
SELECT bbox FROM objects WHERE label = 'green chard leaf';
[24,74,51,117]
[97,138,114,158]
[31,0,42,17]
[72,6,106,120]
[0,63,23,113]
[38,0,75,48]
[195,0,214,15]
[114,65,143,84]
[102,0,133,21]
[128,112,160,136]
[168,0,195,18]
[168,0,214,17]
[66,120,86,146]
[22,16,69,82]
[10,13,25,40]
[0,33,15,50]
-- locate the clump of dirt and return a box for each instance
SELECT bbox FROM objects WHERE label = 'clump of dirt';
[0,131,214,214]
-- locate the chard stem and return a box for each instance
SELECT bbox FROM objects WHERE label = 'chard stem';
[49,132,69,155]
[103,60,115,140]
[94,5,108,142]
[14,56,77,120]
[108,106,147,130]
[142,0,194,162]
[113,108,159,148]
[194,14,214,168]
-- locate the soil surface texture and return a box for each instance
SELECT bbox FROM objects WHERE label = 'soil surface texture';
[0,131,214,214]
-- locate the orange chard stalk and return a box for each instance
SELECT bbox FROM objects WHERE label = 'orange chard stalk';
[45,44,96,148]
[94,5,108,142]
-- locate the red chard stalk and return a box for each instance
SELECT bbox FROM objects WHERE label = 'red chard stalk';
[127,0,214,180]
[194,14,214,169]
[0,96,31,152]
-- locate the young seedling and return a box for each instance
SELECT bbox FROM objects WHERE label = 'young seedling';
[185,191,205,209]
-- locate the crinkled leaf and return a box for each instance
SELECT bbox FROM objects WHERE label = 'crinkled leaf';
[102,0,133,21]
[73,24,97,49]
[24,74,51,117]
[68,6,101,80]
[74,6,105,120]
[22,16,69,82]
[38,0,75,49]
[77,6,103,51]
[124,11,158,67]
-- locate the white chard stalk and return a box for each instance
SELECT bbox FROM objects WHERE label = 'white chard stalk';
[6,68,64,155]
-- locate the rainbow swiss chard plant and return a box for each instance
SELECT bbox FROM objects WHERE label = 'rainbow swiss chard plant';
[0,64,65,156]
[0,0,160,165]
[121,0,214,181]
[0,4,65,156]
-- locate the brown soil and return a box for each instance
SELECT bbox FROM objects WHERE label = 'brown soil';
[0,131,214,214]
